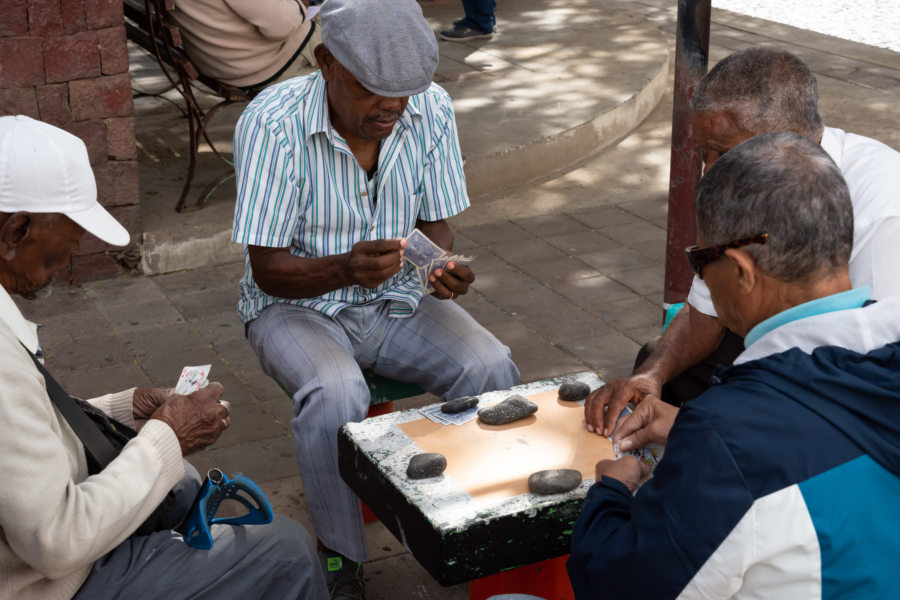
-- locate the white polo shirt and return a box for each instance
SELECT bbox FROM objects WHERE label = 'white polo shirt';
[688,126,900,316]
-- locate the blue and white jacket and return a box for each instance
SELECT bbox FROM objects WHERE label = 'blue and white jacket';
[568,289,900,599]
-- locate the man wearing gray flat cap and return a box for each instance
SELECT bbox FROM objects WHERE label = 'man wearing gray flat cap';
[231,0,520,597]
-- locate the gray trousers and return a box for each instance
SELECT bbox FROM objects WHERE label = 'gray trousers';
[74,463,328,600]
[247,296,520,562]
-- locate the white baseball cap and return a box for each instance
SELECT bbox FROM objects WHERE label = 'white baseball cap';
[0,115,130,247]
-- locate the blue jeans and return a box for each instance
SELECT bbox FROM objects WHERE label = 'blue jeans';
[462,0,497,32]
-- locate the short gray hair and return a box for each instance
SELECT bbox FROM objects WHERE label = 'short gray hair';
[692,47,824,139]
[695,132,852,283]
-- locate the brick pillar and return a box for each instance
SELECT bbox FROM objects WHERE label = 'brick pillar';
[0,0,140,285]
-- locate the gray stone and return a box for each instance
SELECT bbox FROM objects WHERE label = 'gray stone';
[441,396,479,414]
[528,469,583,495]
[406,453,447,479]
[477,395,538,426]
[558,381,591,402]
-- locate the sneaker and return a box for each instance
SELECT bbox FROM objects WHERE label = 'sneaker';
[439,23,493,42]
[320,551,366,600]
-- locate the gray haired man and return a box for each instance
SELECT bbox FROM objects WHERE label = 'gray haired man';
[570,132,900,600]
[585,47,900,438]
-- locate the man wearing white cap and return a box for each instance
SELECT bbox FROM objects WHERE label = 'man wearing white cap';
[0,116,328,600]
[232,0,520,596]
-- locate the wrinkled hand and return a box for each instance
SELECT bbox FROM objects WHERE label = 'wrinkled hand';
[585,372,662,437]
[430,261,475,300]
[595,456,649,494]
[612,395,679,451]
[345,239,406,289]
[150,382,229,456]
[133,387,174,431]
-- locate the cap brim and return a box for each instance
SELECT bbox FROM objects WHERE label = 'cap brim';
[66,202,131,247]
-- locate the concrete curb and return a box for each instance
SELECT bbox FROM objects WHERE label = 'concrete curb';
[464,52,669,197]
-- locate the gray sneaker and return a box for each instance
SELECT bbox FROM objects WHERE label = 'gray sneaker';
[320,551,365,600]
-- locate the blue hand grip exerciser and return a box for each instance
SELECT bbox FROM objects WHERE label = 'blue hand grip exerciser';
[179,468,274,549]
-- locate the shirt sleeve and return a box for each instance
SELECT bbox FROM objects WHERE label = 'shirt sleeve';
[418,89,470,222]
[849,216,900,300]
[232,102,301,248]
[686,275,718,317]
[85,388,137,428]
[567,405,754,599]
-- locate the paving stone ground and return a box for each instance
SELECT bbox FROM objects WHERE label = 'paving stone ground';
[14,2,900,597]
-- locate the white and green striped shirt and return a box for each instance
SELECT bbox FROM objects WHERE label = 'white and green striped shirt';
[232,73,469,324]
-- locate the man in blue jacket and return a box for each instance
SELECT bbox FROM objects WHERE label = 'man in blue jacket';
[567,132,900,599]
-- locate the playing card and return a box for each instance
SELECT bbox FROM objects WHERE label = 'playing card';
[174,364,211,395]
[404,229,448,268]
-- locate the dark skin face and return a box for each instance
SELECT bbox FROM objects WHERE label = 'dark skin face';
[0,212,83,299]
[314,44,410,173]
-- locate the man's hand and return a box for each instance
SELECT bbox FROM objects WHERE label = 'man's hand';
[150,382,229,456]
[133,387,173,430]
[584,372,662,437]
[344,239,406,289]
[611,395,679,451]
[594,456,649,494]
[430,261,474,300]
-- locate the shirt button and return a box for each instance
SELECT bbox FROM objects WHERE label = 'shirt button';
[361,191,368,197]
[370,226,375,231]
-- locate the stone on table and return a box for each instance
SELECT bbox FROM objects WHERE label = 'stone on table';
[441,396,479,414]
[477,394,538,425]
[528,469,583,495]
[407,452,448,479]
[558,381,591,402]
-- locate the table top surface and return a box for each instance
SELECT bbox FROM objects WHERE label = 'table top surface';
[342,372,609,534]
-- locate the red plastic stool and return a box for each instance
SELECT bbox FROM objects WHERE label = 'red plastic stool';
[361,401,394,523]
[468,555,574,600]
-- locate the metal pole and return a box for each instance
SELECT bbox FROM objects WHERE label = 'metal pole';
[664,0,710,307]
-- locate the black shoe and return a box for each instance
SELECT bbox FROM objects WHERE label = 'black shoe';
[320,551,365,600]
[452,16,466,27]
[439,23,493,42]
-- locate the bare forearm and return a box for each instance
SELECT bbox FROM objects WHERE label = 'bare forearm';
[416,219,454,252]
[634,304,726,384]
[249,246,353,299]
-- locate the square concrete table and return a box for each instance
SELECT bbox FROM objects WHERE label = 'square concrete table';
[338,372,607,587]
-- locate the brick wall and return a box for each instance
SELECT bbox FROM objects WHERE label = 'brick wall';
[0,0,140,285]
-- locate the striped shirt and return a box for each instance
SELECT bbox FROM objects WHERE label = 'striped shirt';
[232,72,469,324]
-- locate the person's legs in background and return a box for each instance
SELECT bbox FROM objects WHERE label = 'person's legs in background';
[440,0,497,41]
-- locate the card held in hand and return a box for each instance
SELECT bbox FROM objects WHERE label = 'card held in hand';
[403,228,474,293]
[174,364,212,395]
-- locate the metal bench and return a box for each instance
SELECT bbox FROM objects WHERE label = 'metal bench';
[123,0,256,212]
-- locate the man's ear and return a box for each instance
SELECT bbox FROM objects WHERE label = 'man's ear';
[314,45,333,79]
[724,248,758,294]
[0,212,32,260]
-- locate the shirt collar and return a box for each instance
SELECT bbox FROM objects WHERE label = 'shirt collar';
[0,285,40,354]
[744,285,870,348]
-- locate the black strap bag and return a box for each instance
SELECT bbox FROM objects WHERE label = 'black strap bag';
[28,352,175,537]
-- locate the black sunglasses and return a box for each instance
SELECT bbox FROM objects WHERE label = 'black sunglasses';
[685,233,769,279]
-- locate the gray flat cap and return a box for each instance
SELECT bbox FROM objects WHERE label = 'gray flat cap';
[320,0,439,97]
